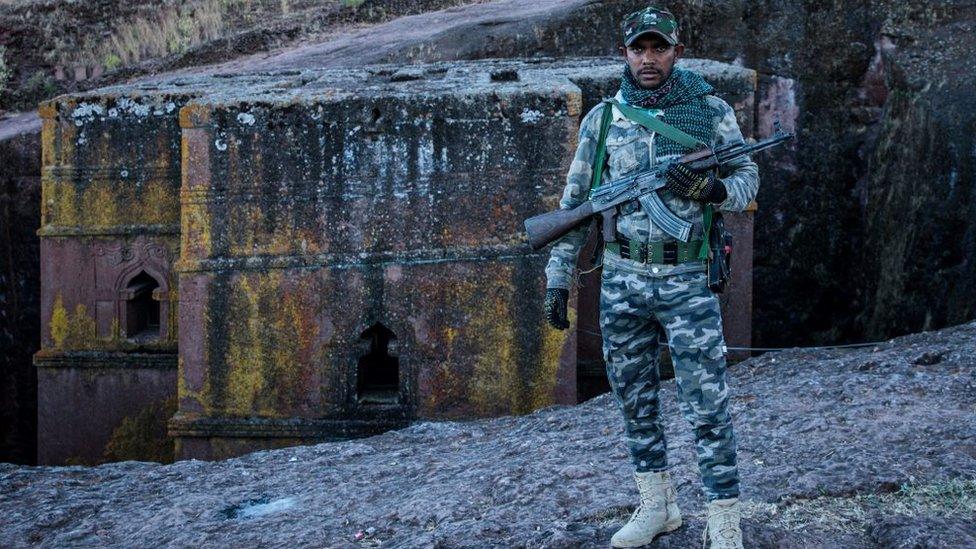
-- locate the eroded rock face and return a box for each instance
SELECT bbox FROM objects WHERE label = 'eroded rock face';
[391,0,976,350]
[2,320,973,547]
[524,1,976,348]
[672,1,976,348]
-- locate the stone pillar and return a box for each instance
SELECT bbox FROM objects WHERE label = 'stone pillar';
[33,71,320,464]
[33,95,184,464]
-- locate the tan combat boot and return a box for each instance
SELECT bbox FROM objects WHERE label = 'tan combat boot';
[701,497,743,549]
[610,470,682,548]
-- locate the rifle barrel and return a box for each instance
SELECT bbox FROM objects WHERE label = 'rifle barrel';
[716,133,793,164]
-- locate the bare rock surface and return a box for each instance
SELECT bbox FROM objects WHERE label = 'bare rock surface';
[3,321,975,547]
[139,0,587,78]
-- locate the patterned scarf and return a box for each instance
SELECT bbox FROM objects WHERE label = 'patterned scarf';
[619,65,717,156]
[620,65,713,108]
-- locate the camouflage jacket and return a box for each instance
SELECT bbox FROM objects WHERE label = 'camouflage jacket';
[544,89,760,289]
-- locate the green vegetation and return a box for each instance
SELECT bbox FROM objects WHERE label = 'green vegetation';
[97,3,225,66]
[103,396,177,463]
[102,52,123,71]
[736,478,976,534]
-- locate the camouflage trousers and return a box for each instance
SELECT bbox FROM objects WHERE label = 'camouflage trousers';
[600,260,740,501]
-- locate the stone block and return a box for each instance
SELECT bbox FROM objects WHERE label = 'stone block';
[35,352,177,465]
[171,63,582,458]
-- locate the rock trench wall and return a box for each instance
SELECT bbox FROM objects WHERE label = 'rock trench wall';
[0,123,40,465]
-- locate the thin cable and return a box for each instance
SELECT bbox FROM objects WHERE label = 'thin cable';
[575,328,889,352]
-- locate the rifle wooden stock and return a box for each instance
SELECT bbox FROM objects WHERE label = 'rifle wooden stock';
[524,201,595,250]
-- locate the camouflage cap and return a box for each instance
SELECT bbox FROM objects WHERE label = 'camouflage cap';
[621,6,680,46]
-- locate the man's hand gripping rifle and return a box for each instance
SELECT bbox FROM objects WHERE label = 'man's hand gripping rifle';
[523,128,794,251]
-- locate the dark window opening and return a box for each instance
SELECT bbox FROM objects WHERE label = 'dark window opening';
[357,322,399,404]
[125,271,160,342]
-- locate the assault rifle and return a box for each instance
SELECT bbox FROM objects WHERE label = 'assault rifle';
[523,128,794,250]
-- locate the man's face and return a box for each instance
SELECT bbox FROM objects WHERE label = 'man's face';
[620,33,684,89]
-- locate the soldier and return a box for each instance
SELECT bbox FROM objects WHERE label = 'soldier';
[542,6,759,549]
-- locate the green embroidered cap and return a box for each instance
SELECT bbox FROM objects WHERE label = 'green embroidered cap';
[621,6,680,46]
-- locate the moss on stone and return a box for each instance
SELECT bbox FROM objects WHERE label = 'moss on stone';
[49,293,69,349]
[205,271,322,417]
[103,396,177,463]
[466,271,521,415]
[530,307,573,410]
[48,293,97,350]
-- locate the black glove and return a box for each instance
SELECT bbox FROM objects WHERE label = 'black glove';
[543,288,569,330]
[665,163,724,202]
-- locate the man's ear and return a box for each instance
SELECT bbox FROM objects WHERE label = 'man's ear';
[674,43,685,59]
[618,45,627,58]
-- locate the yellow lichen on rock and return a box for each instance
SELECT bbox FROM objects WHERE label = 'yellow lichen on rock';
[141,179,180,225]
[103,396,177,463]
[216,272,321,417]
[80,180,120,228]
[224,275,267,416]
[464,264,559,417]
[67,303,97,349]
[48,293,97,350]
[424,265,561,417]
[181,202,213,260]
[43,179,78,228]
[49,293,69,348]
[529,307,574,410]
[466,277,521,416]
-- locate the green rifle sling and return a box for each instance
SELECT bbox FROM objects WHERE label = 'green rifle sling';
[590,101,614,191]
[699,203,713,260]
[608,99,706,150]
[590,99,714,260]
[610,99,713,259]
[590,99,703,192]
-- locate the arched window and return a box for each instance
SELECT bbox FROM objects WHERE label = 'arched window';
[356,322,399,404]
[123,271,160,341]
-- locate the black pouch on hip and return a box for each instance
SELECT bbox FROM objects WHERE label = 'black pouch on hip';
[706,212,733,293]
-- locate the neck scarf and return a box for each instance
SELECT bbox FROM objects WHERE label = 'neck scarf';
[620,65,714,109]
[619,65,717,156]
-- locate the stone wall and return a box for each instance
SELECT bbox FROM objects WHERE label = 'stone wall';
[171,59,762,459]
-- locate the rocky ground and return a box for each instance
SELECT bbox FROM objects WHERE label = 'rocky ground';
[2,321,975,547]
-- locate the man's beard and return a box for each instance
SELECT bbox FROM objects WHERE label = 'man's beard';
[634,67,669,89]
[621,64,678,108]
